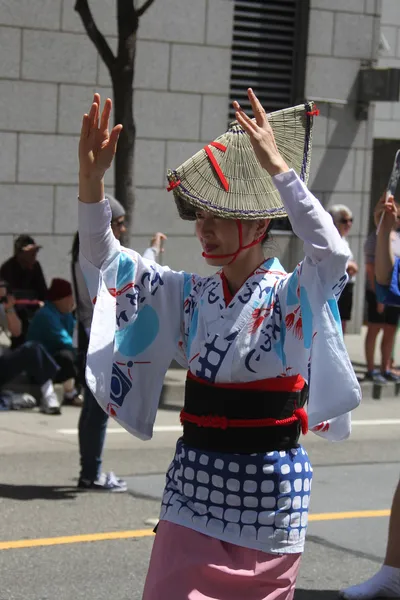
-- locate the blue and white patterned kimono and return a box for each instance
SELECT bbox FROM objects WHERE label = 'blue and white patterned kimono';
[79,169,361,555]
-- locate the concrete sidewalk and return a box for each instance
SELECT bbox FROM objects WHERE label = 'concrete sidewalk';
[2,327,399,407]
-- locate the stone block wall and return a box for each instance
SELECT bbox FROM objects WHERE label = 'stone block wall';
[305,0,380,332]
[0,0,390,336]
[374,0,400,138]
[0,0,233,281]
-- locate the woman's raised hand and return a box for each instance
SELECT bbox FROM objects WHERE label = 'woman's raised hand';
[233,88,288,176]
[374,191,397,230]
[79,94,122,181]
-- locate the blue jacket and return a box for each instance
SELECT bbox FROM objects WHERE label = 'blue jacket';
[27,301,76,355]
[376,256,400,307]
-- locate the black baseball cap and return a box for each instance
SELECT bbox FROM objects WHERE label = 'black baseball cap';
[14,235,42,254]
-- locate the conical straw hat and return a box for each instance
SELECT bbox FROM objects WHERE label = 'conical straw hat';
[167,102,315,221]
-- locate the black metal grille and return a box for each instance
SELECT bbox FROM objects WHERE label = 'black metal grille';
[228,0,309,231]
[229,0,310,120]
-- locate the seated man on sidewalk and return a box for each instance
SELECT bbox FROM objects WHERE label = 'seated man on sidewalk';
[0,235,48,348]
[0,282,60,413]
[27,278,82,407]
[341,195,400,600]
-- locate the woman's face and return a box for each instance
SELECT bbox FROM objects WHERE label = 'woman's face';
[195,210,269,266]
[337,213,353,237]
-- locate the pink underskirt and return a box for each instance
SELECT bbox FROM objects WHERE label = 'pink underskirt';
[142,521,302,600]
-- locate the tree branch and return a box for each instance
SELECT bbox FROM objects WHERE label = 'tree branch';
[75,0,116,72]
[136,0,156,18]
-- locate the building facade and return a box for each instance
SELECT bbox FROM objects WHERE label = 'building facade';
[0,0,398,332]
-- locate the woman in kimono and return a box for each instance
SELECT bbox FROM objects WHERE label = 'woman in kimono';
[78,89,361,600]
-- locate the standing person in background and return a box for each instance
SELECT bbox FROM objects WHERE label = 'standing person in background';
[363,195,400,384]
[341,195,400,600]
[72,193,166,492]
[0,235,48,348]
[328,205,358,334]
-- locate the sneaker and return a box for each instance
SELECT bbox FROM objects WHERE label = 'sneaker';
[78,472,127,493]
[41,391,61,415]
[365,370,387,384]
[11,393,36,410]
[63,392,84,407]
[383,371,400,382]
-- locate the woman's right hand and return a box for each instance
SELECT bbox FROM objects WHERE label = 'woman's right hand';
[79,94,122,183]
[382,195,398,229]
[374,192,396,229]
[233,88,289,176]
[377,302,385,314]
[150,232,167,255]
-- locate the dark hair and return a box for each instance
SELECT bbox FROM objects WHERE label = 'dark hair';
[71,232,79,264]
[262,220,274,245]
[14,234,39,254]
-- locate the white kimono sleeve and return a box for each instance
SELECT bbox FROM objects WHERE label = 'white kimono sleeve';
[78,198,188,440]
[273,171,361,441]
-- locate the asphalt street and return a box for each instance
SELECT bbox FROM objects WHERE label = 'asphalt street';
[0,394,399,600]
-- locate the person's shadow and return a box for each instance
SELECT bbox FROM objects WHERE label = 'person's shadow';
[0,483,81,501]
[295,591,340,599]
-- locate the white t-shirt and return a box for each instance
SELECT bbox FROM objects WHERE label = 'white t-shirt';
[342,237,356,283]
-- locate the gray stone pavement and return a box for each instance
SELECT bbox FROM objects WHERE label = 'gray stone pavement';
[0,327,399,598]
[0,394,399,599]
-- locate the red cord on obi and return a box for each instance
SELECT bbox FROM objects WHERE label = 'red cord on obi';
[180,407,308,435]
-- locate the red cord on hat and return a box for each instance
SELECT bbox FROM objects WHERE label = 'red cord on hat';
[167,179,181,192]
[203,142,229,191]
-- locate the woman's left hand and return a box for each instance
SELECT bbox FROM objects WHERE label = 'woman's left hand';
[233,88,289,176]
[347,260,358,277]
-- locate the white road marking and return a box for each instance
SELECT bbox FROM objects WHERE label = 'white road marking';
[352,419,400,426]
[57,425,183,435]
[57,419,400,436]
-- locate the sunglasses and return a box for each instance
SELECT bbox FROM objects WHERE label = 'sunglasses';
[340,218,353,224]
[112,219,126,228]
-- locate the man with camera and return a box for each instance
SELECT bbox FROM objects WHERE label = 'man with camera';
[0,281,61,414]
[0,235,48,349]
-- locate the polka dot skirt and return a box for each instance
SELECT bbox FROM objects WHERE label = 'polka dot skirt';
[159,439,313,554]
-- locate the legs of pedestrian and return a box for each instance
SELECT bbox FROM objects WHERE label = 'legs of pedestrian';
[389,321,400,373]
[341,481,400,599]
[78,386,107,481]
[380,324,400,381]
[364,323,386,383]
[0,341,61,414]
[77,385,127,492]
[53,348,83,406]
